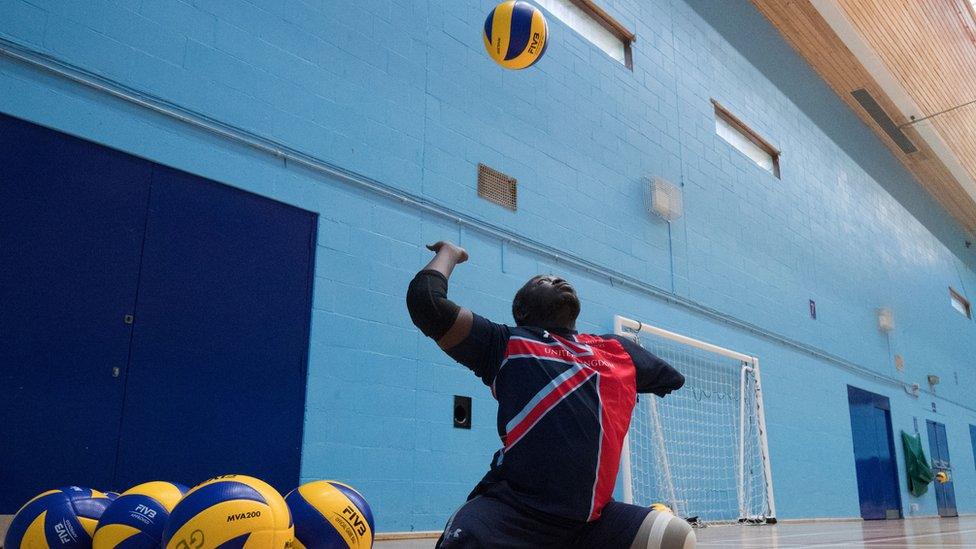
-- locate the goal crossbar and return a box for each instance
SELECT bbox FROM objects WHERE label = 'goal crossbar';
[614,316,755,364]
[615,315,777,523]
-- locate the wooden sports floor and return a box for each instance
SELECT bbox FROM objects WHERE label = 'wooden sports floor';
[374,516,976,548]
[0,515,972,547]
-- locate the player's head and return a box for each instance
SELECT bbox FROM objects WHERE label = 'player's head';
[512,275,580,330]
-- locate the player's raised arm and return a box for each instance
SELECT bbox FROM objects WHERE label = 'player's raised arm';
[406,241,508,385]
[406,240,474,350]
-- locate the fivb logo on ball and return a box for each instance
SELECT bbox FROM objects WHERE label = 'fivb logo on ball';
[130,503,158,525]
[54,518,79,544]
[333,505,369,543]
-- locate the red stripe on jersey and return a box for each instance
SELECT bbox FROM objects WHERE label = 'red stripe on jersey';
[574,334,637,521]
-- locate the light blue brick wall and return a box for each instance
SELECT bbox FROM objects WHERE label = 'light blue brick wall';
[2,0,976,531]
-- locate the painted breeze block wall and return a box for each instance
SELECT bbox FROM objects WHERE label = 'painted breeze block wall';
[2,0,976,531]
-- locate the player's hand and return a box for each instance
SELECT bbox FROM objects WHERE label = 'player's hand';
[426,241,469,264]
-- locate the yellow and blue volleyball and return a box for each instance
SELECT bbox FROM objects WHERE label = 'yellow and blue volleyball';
[161,475,293,549]
[483,1,549,70]
[4,487,115,548]
[650,502,674,514]
[92,481,188,548]
[285,481,375,549]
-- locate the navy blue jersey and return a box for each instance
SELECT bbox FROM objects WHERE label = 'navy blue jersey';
[444,314,684,523]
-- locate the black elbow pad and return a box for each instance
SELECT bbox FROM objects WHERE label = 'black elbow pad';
[406,270,460,340]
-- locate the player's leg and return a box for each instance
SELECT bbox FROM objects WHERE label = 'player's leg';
[435,493,567,548]
[435,495,492,548]
[627,508,695,549]
[573,501,696,549]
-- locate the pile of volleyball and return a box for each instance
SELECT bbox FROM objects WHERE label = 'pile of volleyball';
[3,475,373,548]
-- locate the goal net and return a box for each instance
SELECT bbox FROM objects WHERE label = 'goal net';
[616,316,776,526]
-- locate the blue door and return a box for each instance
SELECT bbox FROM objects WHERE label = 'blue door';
[847,386,902,520]
[927,420,958,517]
[112,165,317,493]
[0,113,152,511]
[0,113,316,509]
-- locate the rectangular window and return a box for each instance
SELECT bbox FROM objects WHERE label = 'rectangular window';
[713,100,780,178]
[535,0,634,68]
[950,287,971,319]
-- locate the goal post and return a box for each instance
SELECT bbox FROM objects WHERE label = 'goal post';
[615,315,776,525]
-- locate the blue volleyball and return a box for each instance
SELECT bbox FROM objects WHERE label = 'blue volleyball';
[285,481,374,549]
[93,481,189,548]
[4,487,115,548]
[483,1,549,70]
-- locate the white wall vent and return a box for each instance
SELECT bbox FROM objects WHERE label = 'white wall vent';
[643,176,683,222]
[878,308,894,332]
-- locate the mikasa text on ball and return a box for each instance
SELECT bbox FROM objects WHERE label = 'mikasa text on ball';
[483,1,549,70]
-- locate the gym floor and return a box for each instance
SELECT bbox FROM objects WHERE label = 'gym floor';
[373,516,976,548]
[1,514,972,547]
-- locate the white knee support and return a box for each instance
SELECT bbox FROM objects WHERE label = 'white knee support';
[629,510,696,549]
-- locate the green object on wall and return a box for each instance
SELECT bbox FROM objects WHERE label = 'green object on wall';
[902,431,934,497]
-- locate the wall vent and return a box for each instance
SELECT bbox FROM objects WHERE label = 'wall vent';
[643,176,683,221]
[851,89,918,154]
[478,163,517,210]
[878,308,894,332]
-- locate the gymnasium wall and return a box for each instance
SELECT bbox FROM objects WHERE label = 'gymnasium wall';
[2,0,975,531]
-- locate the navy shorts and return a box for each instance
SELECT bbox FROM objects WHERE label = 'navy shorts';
[435,484,650,549]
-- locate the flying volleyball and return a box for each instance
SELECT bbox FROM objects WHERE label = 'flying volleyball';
[483,1,549,69]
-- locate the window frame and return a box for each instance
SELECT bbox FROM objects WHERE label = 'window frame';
[950,286,972,319]
[712,99,782,179]
[542,0,636,69]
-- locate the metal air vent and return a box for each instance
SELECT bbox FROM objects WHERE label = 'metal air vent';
[851,89,918,154]
[478,163,517,210]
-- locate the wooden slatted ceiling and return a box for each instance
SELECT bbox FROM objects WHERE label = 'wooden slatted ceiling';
[751,0,976,235]
[836,0,976,190]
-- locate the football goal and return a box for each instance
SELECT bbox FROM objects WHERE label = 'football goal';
[616,315,776,525]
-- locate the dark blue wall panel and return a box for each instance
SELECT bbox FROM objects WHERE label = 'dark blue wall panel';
[848,386,902,520]
[112,165,316,493]
[0,113,316,510]
[0,114,151,511]
[927,420,958,517]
